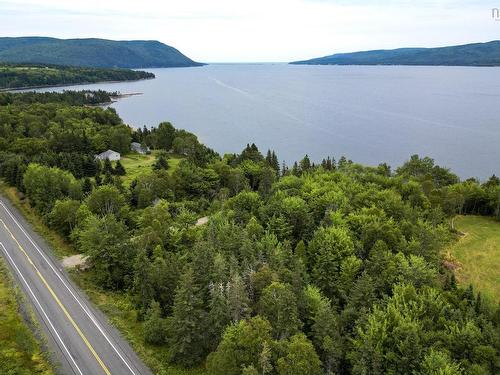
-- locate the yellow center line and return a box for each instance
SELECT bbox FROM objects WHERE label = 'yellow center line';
[1,219,112,375]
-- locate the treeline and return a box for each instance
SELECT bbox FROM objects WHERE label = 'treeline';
[0,91,129,185]
[0,91,214,190]
[0,90,117,105]
[0,63,154,89]
[0,90,499,374]
[132,122,218,166]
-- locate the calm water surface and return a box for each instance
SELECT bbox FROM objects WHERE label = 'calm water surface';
[39,64,500,178]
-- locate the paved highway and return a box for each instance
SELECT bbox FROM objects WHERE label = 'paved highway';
[0,196,152,375]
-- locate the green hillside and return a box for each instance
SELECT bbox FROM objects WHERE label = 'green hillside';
[292,40,500,66]
[0,37,204,68]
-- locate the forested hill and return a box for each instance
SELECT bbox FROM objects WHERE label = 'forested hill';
[0,63,154,90]
[0,37,204,68]
[291,40,500,66]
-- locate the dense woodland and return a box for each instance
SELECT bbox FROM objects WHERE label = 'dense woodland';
[0,37,203,69]
[0,63,154,89]
[291,41,500,67]
[0,91,499,374]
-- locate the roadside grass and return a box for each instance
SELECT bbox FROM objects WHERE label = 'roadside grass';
[0,258,55,375]
[71,270,207,375]
[0,182,205,375]
[119,152,183,186]
[448,215,500,301]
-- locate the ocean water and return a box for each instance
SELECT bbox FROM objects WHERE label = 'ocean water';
[37,64,500,179]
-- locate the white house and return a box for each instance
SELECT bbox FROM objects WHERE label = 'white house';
[130,142,150,154]
[96,150,121,161]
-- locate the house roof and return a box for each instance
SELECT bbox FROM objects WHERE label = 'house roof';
[98,149,120,157]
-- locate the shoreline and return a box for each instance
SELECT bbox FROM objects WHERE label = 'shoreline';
[97,92,143,106]
[0,76,155,92]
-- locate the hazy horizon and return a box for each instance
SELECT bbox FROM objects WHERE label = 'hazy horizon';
[1,1,499,62]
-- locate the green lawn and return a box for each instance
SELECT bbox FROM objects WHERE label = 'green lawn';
[119,152,183,185]
[0,259,54,375]
[448,215,500,301]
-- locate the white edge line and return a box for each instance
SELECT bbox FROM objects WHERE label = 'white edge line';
[0,242,84,375]
[0,200,138,375]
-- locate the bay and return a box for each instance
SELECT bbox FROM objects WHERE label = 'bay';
[36,64,500,179]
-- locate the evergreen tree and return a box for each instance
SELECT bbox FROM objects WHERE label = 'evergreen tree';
[153,152,170,170]
[132,248,153,319]
[143,300,166,345]
[271,151,280,173]
[103,171,114,185]
[294,240,307,267]
[103,158,113,175]
[95,173,102,186]
[207,283,231,350]
[114,160,126,176]
[266,149,272,165]
[227,272,251,323]
[82,177,93,195]
[258,282,301,339]
[326,156,333,171]
[281,161,288,177]
[167,267,207,366]
[300,155,311,172]
[475,292,482,315]
[129,179,138,207]
[311,300,342,374]
[338,156,347,170]
[259,341,273,375]
[331,156,336,170]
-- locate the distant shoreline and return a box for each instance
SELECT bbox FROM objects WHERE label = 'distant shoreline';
[0,76,155,92]
[290,62,500,67]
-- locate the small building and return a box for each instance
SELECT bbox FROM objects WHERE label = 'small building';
[96,150,121,161]
[131,142,150,154]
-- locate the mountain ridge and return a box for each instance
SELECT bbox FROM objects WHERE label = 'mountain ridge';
[291,41,500,66]
[0,37,204,68]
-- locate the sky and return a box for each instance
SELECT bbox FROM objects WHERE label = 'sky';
[0,0,499,62]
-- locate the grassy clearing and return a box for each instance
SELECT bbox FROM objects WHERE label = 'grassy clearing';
[119,152,183,185]
[0,259,55,375]
[448,215,500,301]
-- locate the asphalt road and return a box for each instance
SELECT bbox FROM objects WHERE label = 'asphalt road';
[0,196,152,375]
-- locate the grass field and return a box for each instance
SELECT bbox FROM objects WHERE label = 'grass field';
[448,215,500,301]
[119,152,183,185]
[0,259,54,375]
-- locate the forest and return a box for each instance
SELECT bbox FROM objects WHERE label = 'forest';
[0,90,499,375]
[0,63,154,89]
